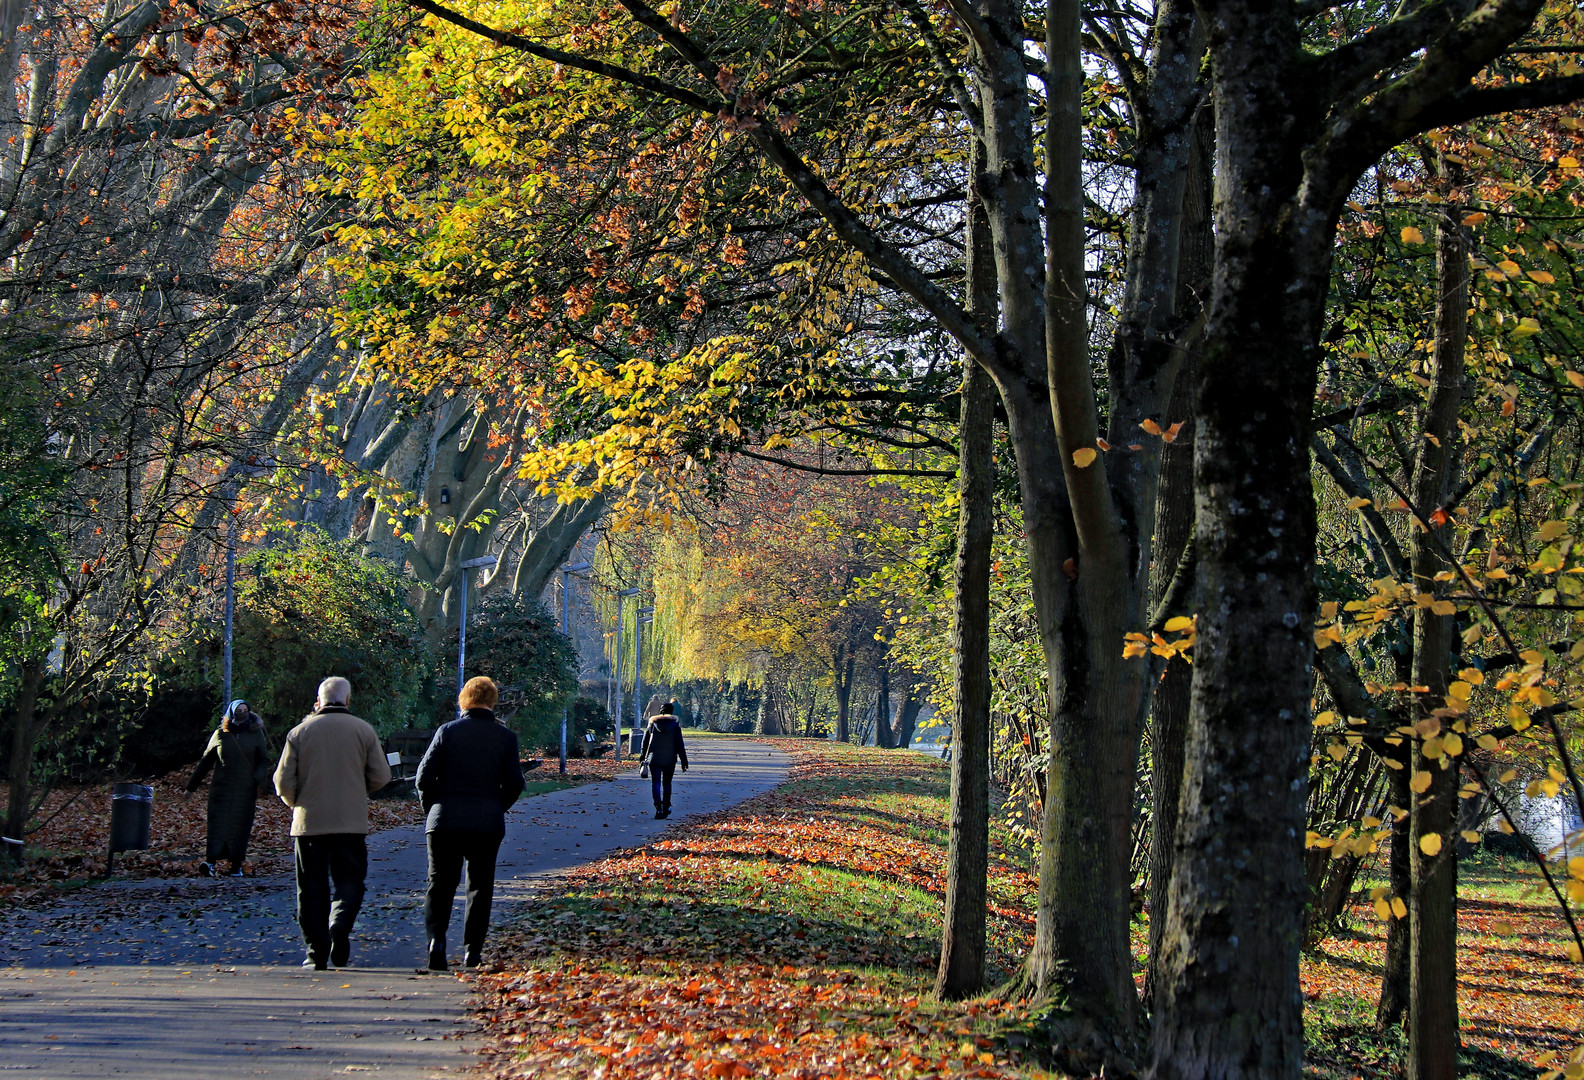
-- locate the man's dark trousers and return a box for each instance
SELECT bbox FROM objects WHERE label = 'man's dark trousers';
[424,830,503,948]
[295,834,368,955]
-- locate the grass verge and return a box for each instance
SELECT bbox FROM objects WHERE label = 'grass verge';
[1301,848,1582,1078]
[472,740,1045,1079]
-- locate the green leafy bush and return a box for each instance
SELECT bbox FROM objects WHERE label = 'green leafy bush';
[441,587,576,749]
[572,695,610,738]
[228,530,432,735]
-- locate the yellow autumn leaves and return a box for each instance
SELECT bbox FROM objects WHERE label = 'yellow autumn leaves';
[1122,616,1197,661]
[1371,887,1409,921]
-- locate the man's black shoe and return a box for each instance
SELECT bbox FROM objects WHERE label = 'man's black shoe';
[330,930,350,968]
[427,938,449,972]
[464,944,483,969]
[303,949,329,971]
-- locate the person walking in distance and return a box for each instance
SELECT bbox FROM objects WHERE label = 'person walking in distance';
[415,677,524,971]
[273,677,391,970]
[185,699,271,878]
[639,701,688,819]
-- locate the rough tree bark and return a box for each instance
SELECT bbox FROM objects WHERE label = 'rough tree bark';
[1144,99,1213,1010]
[1147,12,1328,1075]
[1148,2,1581,1076]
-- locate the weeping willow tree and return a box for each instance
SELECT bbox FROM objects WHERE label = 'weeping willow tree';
[593,461,907,736]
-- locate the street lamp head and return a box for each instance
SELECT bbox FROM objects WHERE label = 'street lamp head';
[460,555,498,569]
[618,587,641,597]
[562,560,593,574]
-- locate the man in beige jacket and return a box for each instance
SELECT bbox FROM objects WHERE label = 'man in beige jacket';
[273,676,391,970]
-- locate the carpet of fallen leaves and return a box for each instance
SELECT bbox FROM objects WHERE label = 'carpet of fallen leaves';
[472,740,1046,1080]
[1300,855,1584,1079]
[529,753,640,784]
[0,754,628,907]
[477,738,1582,1080]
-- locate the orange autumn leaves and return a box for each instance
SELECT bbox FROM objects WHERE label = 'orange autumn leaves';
[1071,418,1185,468]
[472,743,1039,1079]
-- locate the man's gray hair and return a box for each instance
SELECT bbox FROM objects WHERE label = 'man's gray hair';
[317,676,352,707]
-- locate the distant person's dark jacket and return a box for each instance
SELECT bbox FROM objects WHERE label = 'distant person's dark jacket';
[186,720,271,862]
[639,716,688,771]
[415,709,525,834]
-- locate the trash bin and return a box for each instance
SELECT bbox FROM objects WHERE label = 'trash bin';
[109,783,153,857]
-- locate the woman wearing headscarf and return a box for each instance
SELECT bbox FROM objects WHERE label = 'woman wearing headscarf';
[639,701,688,819]
[185,699,271,877]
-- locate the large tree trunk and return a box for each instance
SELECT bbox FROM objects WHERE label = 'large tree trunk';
[1147,23,1329,1073]
[1149,268,1322,1080]
[936,169,998,995]
[1406,201,1469,1080]
[1003,0,1145,1049]
[1009,0,1206,1058]
[1144,97,1213,1010]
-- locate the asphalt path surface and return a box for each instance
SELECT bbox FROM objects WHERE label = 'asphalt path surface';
[0,737,790,1078]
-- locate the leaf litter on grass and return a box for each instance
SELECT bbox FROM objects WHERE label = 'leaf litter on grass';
[1300,854,1583,1078]
[473,741,1043,1079]
[476,740,1584,1080]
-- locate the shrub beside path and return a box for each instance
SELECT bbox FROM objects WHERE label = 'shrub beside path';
[0,738,790,1079]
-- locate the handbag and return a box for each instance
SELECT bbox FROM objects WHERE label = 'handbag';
[639,763,650,778]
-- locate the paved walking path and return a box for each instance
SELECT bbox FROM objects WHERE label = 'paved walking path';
[0,738,790,1079]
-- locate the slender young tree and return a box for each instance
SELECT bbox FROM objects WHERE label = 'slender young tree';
[936,149,998,998]
[1404,190,1471,1080]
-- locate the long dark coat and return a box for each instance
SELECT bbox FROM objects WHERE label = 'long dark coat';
[639,716,688,771]
[187,725,271,863]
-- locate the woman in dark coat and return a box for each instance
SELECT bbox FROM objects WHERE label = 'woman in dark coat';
[416,677,525,971]
[185,699,271,877]
[639,701,688,819]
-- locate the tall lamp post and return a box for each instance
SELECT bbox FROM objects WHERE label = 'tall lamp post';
[632,605,654,753]
[457,555,498,699]
[222,517,237,706]
[612,587,640,759]
[558,561,592,775]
